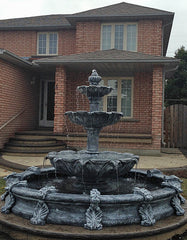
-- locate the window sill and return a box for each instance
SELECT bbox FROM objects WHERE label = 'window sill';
[33,54,58,58]
[120,118,140,122]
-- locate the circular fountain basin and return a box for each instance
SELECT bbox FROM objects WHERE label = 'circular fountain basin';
[1,167,184,229]
[65,111,123,129]
[47,150,139,185]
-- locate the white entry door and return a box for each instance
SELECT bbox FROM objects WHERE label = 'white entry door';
[39,80,55,127]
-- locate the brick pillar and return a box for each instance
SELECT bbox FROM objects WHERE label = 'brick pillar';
[54,65,66,133]
[151,66,163,150]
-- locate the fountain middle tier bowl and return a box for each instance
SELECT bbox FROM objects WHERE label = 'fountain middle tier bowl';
[65,111,123,129]
[47,150,139,182]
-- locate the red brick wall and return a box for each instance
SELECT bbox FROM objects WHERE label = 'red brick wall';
[0,31,37,57]
[75,22,101,53]
[0,19,163,57]
[0,59,39,149]
[0,29,76,57]
[75,20,163,55]
[138,20,162,56]
[54,66,67,133]
[58,29,76,55]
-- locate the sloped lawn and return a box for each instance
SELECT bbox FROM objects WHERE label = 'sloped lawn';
[182,178,187,198]
[0,178,5,195]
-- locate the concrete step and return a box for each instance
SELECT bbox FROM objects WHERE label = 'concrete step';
[5,143,66,151]
[9,138,57,146]
[14,130,54,140]
[14,135,55,140]
[1,146,67,154]
[1,129,71,156]
[1,151,48,157]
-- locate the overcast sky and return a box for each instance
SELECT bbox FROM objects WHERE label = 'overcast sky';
[0,0,186,57]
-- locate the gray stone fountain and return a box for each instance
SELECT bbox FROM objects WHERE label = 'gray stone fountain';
[1,70,185,231]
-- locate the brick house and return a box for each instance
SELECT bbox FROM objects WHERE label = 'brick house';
[0,2,179,155]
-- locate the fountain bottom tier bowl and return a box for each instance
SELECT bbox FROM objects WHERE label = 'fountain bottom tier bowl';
[1,166,186,230]
[46,150,139,191]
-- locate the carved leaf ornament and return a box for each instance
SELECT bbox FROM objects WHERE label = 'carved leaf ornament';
[1,180,27,214]
[30,201,49,225]
[171,195,185,216]
[30,186,56,225]
[1,193,15,214]
[84,189,103,230]
[85,206,103,230]
[139,204,156,226]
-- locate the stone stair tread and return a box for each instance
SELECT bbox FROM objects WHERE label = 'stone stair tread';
[2,147,66,154]
[4,146,66,151]
[10,137,56,142]
[1,129,74,157]
[6,142,66,148]
[15,131,53,136]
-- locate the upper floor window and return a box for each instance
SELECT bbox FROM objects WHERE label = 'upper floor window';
[101,23,137,51]
[100,78,133,118]
[37,32,58,55]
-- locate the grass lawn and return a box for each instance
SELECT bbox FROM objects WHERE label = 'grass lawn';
[0,178,5,195]
[182,178,187,198]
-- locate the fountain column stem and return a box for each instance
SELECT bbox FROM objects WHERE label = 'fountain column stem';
[89,99,100,112]
[86,128,101,153]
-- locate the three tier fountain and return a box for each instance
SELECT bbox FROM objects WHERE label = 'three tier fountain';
[1,70,185,232]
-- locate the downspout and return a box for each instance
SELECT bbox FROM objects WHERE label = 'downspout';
[162,69,166,147]
[162,22,173,56]
[161,21,173,148]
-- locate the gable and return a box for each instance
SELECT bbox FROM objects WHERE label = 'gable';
[67,2,174,23]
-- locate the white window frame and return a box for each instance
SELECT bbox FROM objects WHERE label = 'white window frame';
[101,23,137,51]
[101,77,134,118]
[37,32,58,56]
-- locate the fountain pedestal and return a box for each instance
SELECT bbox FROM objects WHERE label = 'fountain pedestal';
[86,128,100,153]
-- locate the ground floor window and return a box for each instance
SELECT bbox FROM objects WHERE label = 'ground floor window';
[100,77,133,118]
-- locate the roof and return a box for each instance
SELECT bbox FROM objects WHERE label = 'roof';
[0,15,72,30]
[0,49,36,69]
[0,2,174,29]
[67,2,174,22]
[34,49,177,63]
[34,49,179,74]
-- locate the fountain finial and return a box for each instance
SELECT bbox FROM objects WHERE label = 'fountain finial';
[88,69,101,86]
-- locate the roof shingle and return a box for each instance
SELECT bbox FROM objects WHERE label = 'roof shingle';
[34,49,178,63]
[0,15,72,30]
[70,2,173,18]
[0,2,174,30]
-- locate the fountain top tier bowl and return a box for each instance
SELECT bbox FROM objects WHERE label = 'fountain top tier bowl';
[77,85,113,99]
